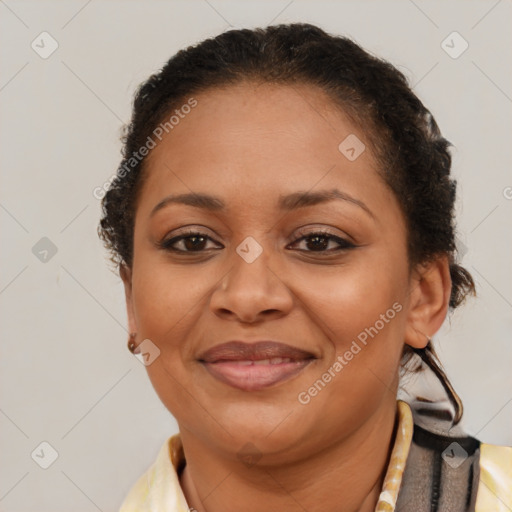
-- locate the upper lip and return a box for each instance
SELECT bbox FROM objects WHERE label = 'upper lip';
[198,341,316,363]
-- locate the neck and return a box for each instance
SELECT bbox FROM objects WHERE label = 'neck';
[179,399,399,512]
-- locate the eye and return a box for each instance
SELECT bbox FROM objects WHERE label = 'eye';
[288,229,356,253]
[158,230,222,253]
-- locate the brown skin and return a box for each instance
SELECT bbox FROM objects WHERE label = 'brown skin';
[121,82,452,512]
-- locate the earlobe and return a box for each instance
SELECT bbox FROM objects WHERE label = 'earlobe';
[120,264,137,335]
[404,255,452,349]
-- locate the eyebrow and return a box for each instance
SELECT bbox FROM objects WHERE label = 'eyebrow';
[150,188,374,218]
[279,189,374,218]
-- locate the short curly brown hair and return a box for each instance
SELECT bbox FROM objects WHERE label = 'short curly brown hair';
[98,23,475,423]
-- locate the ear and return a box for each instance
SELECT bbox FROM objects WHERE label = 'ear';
[404,255,452,349]
[120,264,137,335]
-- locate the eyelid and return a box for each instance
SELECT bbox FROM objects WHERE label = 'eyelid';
[291,225,355,244]
[159,225,221,243]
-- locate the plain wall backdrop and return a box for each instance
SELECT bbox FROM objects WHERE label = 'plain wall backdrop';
[1,0,511,510]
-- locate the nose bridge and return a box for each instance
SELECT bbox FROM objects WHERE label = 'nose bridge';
[227,234,277,292]
[210,234,293,321]
[235,235,266,266]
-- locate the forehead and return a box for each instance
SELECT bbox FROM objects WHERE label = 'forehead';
[136,82,397,221]
[147,81,372,166]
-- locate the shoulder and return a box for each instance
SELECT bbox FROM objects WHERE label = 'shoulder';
[475,442,512,511]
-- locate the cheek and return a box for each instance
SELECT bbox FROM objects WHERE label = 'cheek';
[295,255,408,347]
[130,262,213,425]
[291,265,408,436]
[291,254,409,402]
[130,259,227,405]
[131,260,213,341]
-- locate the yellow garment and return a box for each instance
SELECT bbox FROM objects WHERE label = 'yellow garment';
[119,400,512,511]
[375,400,414,511]
[475,442,512,511]
[118,433,189,512]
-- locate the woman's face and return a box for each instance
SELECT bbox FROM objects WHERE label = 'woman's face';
[123,82,430,463]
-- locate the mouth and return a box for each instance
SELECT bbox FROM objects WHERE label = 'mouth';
[198,341,316,392]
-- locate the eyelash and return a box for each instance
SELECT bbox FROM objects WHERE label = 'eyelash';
[158,228,356,255]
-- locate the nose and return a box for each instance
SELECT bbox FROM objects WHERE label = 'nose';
[209,242,294,324]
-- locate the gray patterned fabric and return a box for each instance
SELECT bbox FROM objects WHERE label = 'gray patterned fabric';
[396,359,481,511]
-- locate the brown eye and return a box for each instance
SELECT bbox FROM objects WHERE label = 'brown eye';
[159,231,221,253]
[289,231,355,253]
[181,235,208,251]
[303,234,330,251]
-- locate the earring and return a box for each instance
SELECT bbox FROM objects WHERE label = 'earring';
[128,333,137,353]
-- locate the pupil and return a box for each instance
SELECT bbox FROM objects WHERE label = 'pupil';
[307,235,328,251]
[185,236,206,251]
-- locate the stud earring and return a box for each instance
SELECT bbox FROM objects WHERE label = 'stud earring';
[128,332,137,353]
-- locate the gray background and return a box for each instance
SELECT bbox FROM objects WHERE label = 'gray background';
[1,1,511,510]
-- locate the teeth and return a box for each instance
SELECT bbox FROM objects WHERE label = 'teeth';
[232,358,294,365]
[253,359,270,365]
[270,357,292,364]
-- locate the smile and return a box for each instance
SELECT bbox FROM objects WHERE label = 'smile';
[198,341,316,391]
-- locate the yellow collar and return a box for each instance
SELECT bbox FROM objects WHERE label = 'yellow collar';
[375,400,414,511]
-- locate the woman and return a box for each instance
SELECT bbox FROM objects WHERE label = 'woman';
[98,23,511,512]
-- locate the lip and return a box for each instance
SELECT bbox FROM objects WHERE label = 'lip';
[198,341,316,392]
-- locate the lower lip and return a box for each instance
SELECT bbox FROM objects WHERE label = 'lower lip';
[201,359,313,391]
